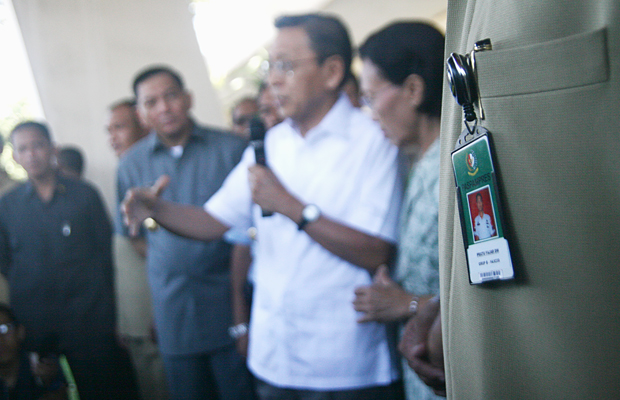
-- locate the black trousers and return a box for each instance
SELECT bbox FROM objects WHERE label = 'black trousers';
[255,378,405,400]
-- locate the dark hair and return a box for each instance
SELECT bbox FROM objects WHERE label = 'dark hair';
[476,192,483,201]
[359,22,445,117]
[58,146,85,177]
[132,65,184,97]
[11,121,53,143]
[233,96,258,110]
[258,81,270,96]
[109,98,137,111]
[275,13,352,88]
[0,303,19,325]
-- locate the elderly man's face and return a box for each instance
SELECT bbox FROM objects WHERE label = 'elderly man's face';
[268,27,338,129]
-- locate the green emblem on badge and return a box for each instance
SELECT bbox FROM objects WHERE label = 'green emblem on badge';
[466,150,478,176]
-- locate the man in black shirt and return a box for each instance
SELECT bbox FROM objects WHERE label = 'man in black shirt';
[0,121,136,400]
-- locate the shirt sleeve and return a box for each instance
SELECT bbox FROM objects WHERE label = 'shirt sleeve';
[487,215,496,235]
[116,163,131,237]
[0,198,10,277]
[349,128,402,242]
[204,146,254,231]
[88,186,114,274]
[116,160,146,238]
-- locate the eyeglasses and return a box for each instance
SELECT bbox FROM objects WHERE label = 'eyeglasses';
[361,83,399,110]
[0,323,15,335]
[266,57,317,78]
[233,114,256,126]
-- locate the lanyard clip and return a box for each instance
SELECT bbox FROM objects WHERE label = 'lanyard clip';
[470,39,492,120]
[446,38,492,129]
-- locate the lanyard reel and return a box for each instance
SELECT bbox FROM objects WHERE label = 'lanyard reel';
[447,38,492,145]
[446,39,515,285]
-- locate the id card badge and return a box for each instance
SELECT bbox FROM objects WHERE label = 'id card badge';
[447,41,514,284]
[451,129,514,284]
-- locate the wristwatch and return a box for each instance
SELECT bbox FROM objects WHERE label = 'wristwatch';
[297,204,321,231]
[228,323,248,339]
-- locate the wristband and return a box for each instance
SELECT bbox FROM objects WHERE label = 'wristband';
[409,296,420,317]
[228,323,248,339]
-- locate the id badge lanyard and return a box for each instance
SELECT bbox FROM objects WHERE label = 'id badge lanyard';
[447,39,515,284]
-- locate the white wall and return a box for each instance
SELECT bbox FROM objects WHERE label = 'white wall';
[324,0,447,45]
[12,0,225,212]
[216,0,447,107]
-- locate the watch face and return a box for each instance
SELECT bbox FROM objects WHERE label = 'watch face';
[303,204,320,222]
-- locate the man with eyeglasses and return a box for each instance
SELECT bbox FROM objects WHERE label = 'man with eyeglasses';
[116,66,254,400]
[122,14,403,400]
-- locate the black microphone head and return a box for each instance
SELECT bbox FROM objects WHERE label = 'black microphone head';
[249,116,267,142]
[36,333,60,357]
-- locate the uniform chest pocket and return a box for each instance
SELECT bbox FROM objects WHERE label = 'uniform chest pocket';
[476,28,609,98]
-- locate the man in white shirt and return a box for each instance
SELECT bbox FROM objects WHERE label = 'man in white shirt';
[122,13,402,400]
[473,192,495,241]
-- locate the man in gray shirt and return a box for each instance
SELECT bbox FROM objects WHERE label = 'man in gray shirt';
[117,65,254,400]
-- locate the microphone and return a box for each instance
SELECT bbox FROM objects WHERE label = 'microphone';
[37,333,60,358]
[249,117,273,217]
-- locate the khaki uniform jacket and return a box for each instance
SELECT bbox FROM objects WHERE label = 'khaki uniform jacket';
[439,1,620,399]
